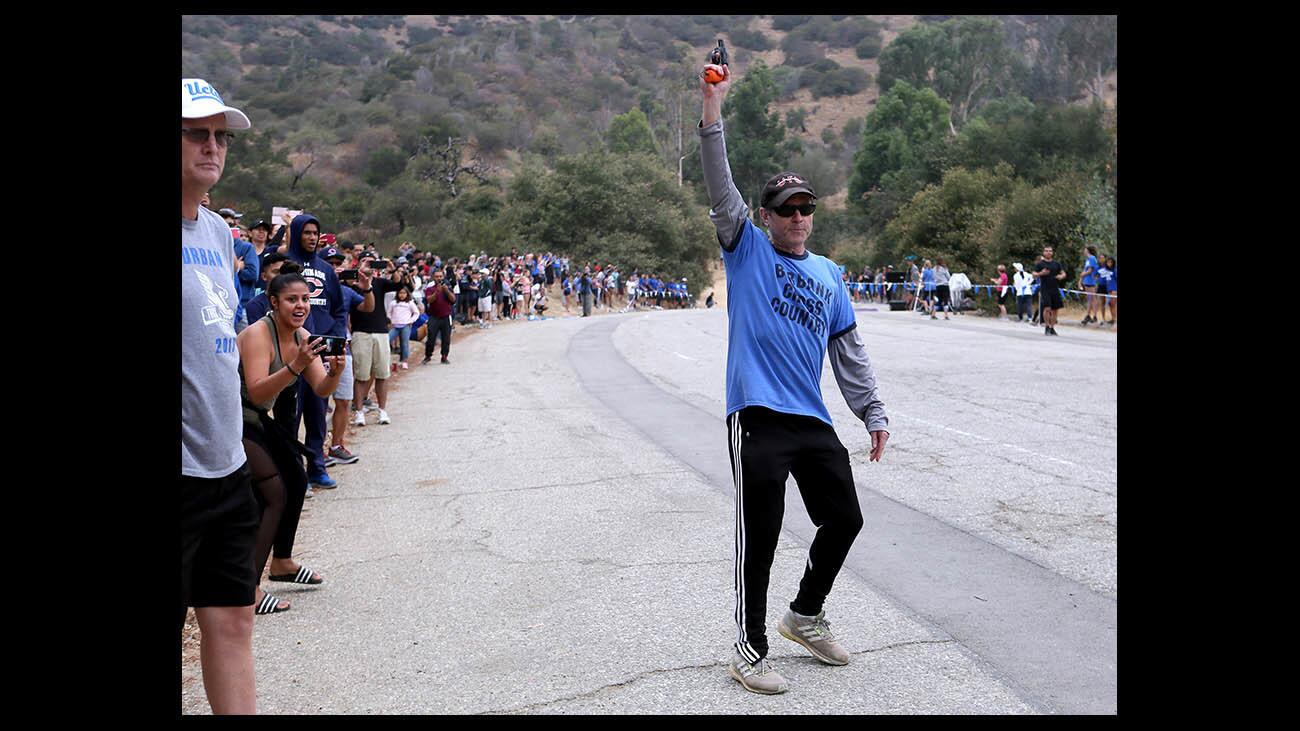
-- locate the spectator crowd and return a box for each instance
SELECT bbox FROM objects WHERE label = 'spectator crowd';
[835,245,1117,334]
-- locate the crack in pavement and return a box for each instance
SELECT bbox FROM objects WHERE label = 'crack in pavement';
[479,639,957,714]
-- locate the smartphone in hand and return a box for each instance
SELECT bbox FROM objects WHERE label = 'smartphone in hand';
[316,335,347,357]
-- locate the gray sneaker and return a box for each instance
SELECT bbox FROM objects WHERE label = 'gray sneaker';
[778,609,850,665]
[729,651,790,695]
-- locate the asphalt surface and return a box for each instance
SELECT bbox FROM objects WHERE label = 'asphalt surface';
[181,305,1116,715]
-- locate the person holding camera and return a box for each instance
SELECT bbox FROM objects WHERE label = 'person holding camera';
[255,213,348,490]
[698,60,890,695]
[238,270,345,615]
[423,267,456,365]
[350,252,399,426]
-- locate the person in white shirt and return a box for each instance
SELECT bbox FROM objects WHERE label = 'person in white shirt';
[1012,263,1035,323]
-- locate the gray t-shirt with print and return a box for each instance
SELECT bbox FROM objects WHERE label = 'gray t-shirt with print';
[181,207,246,478]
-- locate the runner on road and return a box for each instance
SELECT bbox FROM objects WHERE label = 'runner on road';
[697,61,890,695]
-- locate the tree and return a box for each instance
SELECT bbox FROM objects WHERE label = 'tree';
[938,17,1020,131]
[1074,173,1116,257]
[878,16,1021,134]
[412,136,495,198]
[504,150,716,287]
[362,176,444,237]
[1059,15,1117,103]
[722,60,787,212]
[883,163,1017,272]
[364,146,408,188]
[847,81,951,215]
[607,108,658,155]
[785,107,810,133]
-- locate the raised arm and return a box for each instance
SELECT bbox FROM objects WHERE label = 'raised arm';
[697,63,749,251]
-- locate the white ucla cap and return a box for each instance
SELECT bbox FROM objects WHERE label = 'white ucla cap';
[181,78,251,129]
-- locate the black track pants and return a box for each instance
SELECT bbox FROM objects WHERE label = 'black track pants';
[727,406,864,663]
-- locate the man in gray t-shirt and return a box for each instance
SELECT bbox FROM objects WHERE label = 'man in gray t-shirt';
[180,77,259,714]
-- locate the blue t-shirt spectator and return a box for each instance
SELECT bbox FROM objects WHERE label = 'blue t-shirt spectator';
[232,238,260,326]
[1082,254,1099,286]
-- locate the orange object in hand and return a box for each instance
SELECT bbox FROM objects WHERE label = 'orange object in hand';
[703,67,725,84]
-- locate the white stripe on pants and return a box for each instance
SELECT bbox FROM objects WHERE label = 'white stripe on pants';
[729,411,761,664]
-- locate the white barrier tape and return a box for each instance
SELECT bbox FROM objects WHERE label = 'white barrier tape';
[1059,287,1118,300]
[844,283,1118,300]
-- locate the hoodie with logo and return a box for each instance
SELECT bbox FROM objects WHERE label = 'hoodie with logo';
[250,214,346,338]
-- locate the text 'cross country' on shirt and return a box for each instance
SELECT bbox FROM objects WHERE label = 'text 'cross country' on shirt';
[722,219,856,426]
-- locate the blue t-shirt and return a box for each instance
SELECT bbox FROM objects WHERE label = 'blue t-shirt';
[1097,265,1114,290]
[341,285,365,334]
[922,267,935,292]
[722,220,856,426]
[1082,254,1099,286]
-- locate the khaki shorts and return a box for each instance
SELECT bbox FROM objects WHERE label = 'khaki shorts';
[331,353,354,401]
[351,332,391,381]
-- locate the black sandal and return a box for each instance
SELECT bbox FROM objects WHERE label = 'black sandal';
[255,593,290,615]
[268,565,323,585]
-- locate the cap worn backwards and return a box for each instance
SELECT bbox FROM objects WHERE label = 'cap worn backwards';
[182,78,251,129]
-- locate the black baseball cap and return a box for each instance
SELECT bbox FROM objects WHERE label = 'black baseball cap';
[760,172,817,209]
[359,250,379,260]
[248,219,272,233]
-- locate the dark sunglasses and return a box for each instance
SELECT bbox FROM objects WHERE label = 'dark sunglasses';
[770,202,816,217]
[180,127,236,147]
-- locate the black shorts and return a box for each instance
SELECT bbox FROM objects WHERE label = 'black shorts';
[1040,289,1064,310]
[997,289,1010,305]
[181,463,259,609]
[1097,282,1109,296]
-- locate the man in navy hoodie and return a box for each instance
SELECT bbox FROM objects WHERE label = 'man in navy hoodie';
[267,213,347,489]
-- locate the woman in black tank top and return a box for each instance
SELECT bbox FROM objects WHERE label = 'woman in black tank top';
[235,272,345,615]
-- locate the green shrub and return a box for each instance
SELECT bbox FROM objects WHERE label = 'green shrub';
[731,28,773,51]
[855,34,883,59]
[408,26,439,45]
[812,67,870,98]
[771,15,812,31]
[780,35,824,66]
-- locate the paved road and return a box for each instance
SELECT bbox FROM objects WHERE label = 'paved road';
[182,307,1116,714]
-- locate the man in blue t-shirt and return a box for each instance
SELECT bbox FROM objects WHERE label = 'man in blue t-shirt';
[699,62,890,696]
[1078,245,1100,326]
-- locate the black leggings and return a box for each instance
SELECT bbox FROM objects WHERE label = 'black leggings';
[242,418,309,575]
[726,407,863,663]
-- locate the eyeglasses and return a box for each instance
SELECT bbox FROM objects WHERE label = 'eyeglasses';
[180,127,236,147]
[770,202,816,217]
